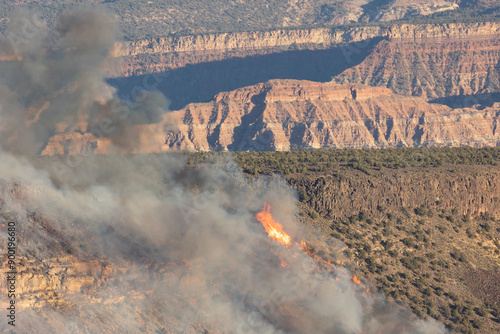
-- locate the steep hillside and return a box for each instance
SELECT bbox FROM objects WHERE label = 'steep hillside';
[0,0,474,40]
[3,148,500,333]
[289,164,500,334]
[192,148,500,334]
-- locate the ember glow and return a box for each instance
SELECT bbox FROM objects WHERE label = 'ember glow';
[255,203,291,246]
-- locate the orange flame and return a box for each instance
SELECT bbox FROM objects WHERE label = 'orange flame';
[256,203,373,296]
[255,203,291,246]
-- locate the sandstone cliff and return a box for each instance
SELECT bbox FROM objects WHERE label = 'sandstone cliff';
[112,22,499,58]
[162,80,500,151]
[39,80,500,154]
[0,255,111,310]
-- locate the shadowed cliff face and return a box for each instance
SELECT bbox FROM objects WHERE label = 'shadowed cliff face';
[107,39,382,111]
[107,26,500,111]
[107,22,500,80]
[228,89,272,151]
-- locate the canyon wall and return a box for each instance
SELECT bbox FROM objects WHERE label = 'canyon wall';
[39,80,500,154]
[8,21,500,154]
[109,22,500,77]
[112,22,500,58]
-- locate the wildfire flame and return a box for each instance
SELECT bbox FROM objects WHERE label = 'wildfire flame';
[255,203,291,246]
[255,203,368,293]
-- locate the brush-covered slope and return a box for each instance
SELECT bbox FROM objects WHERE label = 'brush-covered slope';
[0,0,467,40]
[192,148,500,334]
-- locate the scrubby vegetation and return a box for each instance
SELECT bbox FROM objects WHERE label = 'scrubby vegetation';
[187,146,500,176]
[324,201,500,333]
[1,0,498,40]
[187,146,500,333]
[0,0,355,39]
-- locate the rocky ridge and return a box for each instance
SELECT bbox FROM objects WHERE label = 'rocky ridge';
[289,165,500,220]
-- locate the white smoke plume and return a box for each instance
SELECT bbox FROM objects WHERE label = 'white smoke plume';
[0,9,448,334]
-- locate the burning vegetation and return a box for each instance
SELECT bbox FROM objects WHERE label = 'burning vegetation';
[255,203,291,246]
[255,203,374,296]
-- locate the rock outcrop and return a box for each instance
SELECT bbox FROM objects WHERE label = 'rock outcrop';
[0,255,111,309]
[362,0,459,22]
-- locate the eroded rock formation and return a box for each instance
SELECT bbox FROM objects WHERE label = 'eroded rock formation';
[40,81,500,154]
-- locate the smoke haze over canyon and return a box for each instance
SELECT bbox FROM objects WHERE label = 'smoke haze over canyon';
[0,9,453,334]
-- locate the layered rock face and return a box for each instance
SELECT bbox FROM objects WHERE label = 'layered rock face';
[109,26,385,76]
[109,22,500,77]
[40,80,500,154]
[333,34,500,99]
[0,255,111,309]
[162,80,500,151]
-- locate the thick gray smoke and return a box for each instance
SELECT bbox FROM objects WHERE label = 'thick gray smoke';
[0,9,447,334]
[0,8,168,156]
